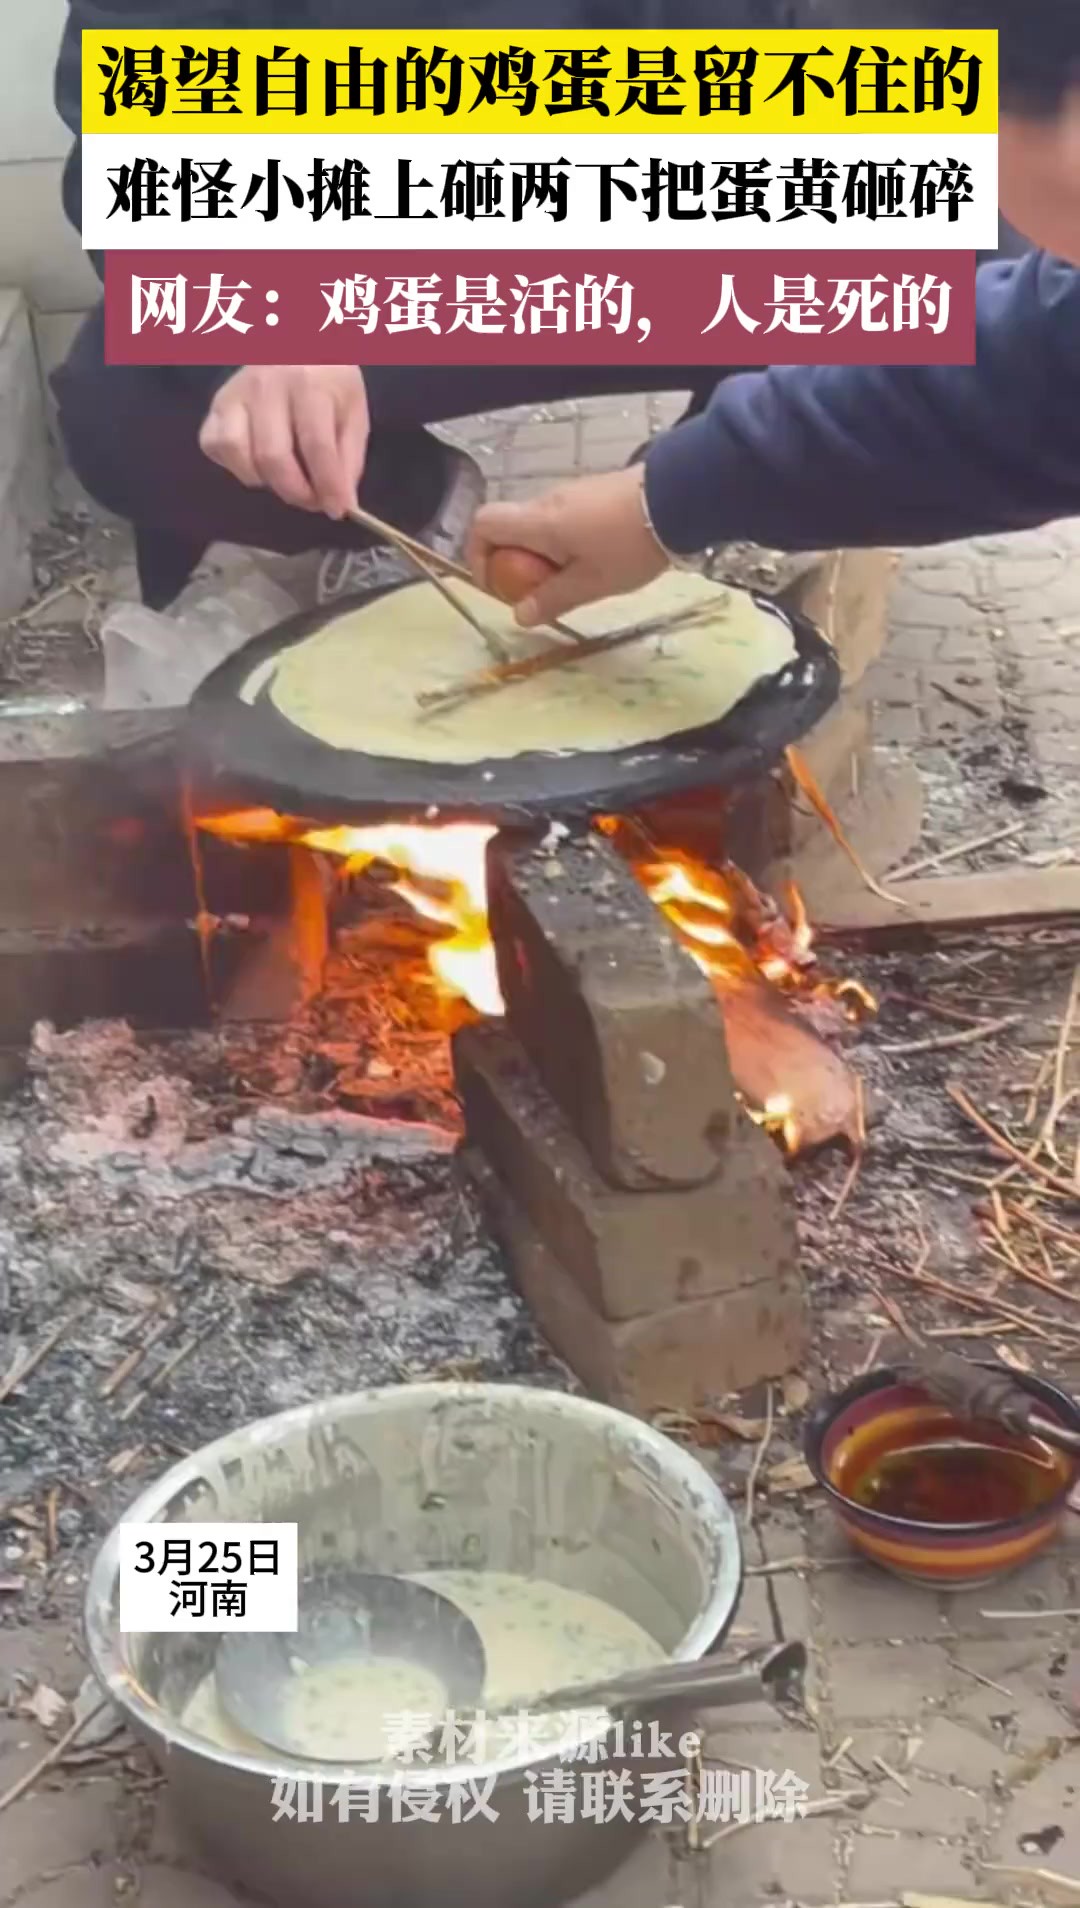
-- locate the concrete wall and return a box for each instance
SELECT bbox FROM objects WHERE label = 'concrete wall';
[0,1,97,374]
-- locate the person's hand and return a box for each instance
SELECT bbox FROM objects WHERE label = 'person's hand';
[467,467,669,627]
[198,365,369,519]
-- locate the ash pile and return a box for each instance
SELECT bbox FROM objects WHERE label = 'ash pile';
[0,1018,566,1589]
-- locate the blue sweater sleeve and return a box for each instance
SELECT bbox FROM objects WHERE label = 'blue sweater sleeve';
[643,253,1080,554]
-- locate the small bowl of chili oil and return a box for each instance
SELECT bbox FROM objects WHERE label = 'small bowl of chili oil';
[805,1366,1080,1589]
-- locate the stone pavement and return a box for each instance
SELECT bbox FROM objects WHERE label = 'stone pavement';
[3,389,1080,1907]
[3,1498,1079,1907]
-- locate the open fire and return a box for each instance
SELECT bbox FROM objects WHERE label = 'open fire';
[199,808,873,1154]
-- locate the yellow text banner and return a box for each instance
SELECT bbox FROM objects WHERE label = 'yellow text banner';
[82,30,997,137]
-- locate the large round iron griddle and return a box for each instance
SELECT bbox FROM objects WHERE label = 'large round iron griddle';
[184,582,840,828]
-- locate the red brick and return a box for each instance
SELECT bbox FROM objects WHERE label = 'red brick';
[454,1023,794,1321]
[467,1151,806,1411]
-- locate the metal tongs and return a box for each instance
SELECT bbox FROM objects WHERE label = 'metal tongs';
[345,502,585,660]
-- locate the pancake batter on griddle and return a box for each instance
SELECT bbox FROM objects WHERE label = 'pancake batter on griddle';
[262,573,795,764]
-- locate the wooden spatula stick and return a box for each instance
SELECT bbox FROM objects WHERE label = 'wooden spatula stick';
[416,602,717,717]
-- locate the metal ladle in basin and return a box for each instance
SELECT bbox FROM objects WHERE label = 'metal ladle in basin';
[214,1570,487,1763]
[217,1561,806,1765]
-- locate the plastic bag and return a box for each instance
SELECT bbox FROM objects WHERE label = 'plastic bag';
[100,572,299,711]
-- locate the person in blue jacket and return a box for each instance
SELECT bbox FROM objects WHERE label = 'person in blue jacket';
[470,0,1080,626]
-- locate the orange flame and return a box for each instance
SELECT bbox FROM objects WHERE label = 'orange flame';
[201,807,874,1152]
[200,808,501,1016]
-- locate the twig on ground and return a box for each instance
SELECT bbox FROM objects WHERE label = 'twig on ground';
[44,1488,59,1562]
[701,1787,869,1850]
[883,989,987,1027]
[886,820,1026,883]
[872,1754,911,1795]
[860,1329,887,1374]
[948,1084,1080,1202]
[1025,1054,1054,1127]
[925,1322,1022,1339]
[890,1260,1071,1344]
[0,1305,89,1407]
[745,1558,812,1578]
[980,1863,1080,1902]
[867,1281,923,1346]
[16,572,100,626]
[116,1327,216,1424]
[879,1014,1022,1057]
[978,1607,1080,1621]
[0,1702,111,1815]
[949,1659,1013,1698]
[983,1243,1080,1311]
[1009,1206,1080,1255]
[831,1136,865,1224]
[822,1735,855,1770]
[785,747,910,908]
[744,1382,775,1529]
[98,1317,174,1399]
[992,967,1080,1189]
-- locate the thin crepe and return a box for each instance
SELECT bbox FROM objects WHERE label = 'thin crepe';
[260,571,796,765]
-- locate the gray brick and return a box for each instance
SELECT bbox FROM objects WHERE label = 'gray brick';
[770,1566,813,1646]
[699,1724,822,1791]
[0,1783,119,1894]
[492,476,549,502]
[862,1769,985,1838]
[148,1798,216,1872]
[578,402,652,443]
[1034,733,1080,768]
[730,1574,780,1652]
[805,1507,854,1564]
[576,435,642,473]
[829,1644,955,1724]
[754,1517,814,1643]
[132,1870,249,1907]
[5,1878,119,1908]
[937,1553,1074,1639]
[945,1640,1079,1758]
[506,423,578,474]
[1014,660,1080,695]
[817,1560,941,1644]
[693,1819,837,1905]
[887,626,945,665]
[865,660,923,704]
[571,1833,680,1908]
[0,1626,83,1704]
[846,1830,975,1895]
[916,1714,1024,1790]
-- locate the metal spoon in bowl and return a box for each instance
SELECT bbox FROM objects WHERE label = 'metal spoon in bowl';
[214,1569,487,1764]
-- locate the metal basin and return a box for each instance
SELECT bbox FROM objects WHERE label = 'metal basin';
[85,1382,741,1908]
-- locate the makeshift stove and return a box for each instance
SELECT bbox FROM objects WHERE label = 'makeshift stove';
[3,703,892,1417]
[0,552,910,1410]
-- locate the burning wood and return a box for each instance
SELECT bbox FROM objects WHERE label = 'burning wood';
[200,807,871,1157]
